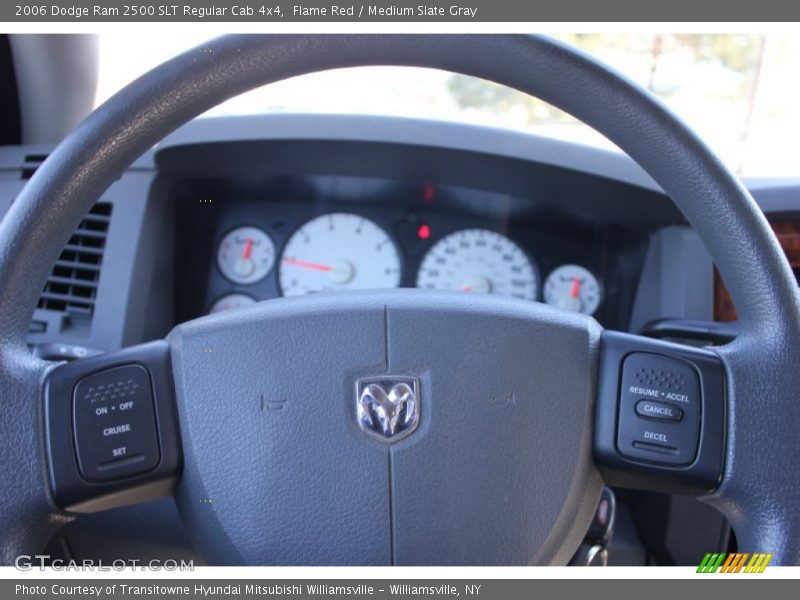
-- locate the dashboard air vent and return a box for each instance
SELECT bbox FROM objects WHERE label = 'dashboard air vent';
[36,202,112,321]
[21,153,48,179]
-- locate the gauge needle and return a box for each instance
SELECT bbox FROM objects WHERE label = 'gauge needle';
[282,257,334,272]
[570,276,581,299]
[460,286,473,293]
[242,238,254,260]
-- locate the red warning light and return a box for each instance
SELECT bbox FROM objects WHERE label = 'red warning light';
[417,224,431,240]
[422,184,436,205]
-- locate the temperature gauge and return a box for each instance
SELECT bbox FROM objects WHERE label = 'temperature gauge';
[543,264,602,315]
[217,226,276,284]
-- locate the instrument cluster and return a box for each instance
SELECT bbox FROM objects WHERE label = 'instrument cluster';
[171,173,649,331]
[208,212,603,317]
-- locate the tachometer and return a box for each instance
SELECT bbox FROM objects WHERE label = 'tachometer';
[416,229,538,300]
[543,264,602,315]
[217,226,276,284]
[279,213,401,296]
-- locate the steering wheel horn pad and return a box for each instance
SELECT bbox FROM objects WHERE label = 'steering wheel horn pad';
[170,291,602,565]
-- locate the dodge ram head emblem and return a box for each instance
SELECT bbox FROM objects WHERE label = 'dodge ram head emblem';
[356,376,420,443]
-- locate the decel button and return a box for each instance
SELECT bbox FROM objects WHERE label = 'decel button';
[635,399,683,422]
[72,364,160,481]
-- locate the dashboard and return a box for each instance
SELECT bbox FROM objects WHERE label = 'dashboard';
[1,113,795,358]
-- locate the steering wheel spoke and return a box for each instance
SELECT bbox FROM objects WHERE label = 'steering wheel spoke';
[0,346,68,562]
[594,331,726,495]
[44,341,181,513]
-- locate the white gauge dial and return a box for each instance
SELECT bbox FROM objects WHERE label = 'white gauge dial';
[544,264,602,315]
[279,213,401,296]
[209,293,257,314]
[217,226,276,284]
[416,229,538,300]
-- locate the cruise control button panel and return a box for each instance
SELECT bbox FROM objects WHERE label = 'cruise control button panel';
[46,341,181,512]
[616,352,700,465]
[73,365,161,481]
[594,332,725,494]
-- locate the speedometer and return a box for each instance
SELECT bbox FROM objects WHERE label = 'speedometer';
[279,213,401,296]
[416,229,538,300]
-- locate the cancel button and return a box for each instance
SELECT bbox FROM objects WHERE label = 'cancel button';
[635,399,683,423]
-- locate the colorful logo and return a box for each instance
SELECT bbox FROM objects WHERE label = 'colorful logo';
[697,553,773,573]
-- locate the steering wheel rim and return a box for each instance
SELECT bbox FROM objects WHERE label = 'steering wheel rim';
[1,34,799,564]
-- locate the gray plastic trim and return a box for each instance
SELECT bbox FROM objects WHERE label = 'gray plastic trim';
[8,35,98,144]
[628,226,715,334]
[158,114,661,190]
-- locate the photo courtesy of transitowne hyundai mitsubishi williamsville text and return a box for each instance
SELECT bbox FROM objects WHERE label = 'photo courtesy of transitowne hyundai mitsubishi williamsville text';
[15,584,471,596]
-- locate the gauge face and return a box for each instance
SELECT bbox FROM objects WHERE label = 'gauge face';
[416,229,538,300]
[279,213,401,296]
[209,293,257,314]
[543,264,602,315]
[217,226,276,284]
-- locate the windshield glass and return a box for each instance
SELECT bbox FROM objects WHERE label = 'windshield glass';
[95,33,800,177]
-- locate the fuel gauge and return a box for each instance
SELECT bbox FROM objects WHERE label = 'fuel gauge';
[543,264,602,316]
[209,293,257,314]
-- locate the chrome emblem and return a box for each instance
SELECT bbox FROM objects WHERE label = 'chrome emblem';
[356,376,420,443]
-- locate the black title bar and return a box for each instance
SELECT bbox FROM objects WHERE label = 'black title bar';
[5,0,800,22]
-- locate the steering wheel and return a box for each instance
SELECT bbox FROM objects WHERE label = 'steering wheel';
[1,35,799,566]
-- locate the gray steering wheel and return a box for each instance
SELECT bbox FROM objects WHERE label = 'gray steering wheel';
[1,35,799,565]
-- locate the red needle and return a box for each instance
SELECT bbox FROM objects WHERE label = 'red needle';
[460,286,473,293]
[242,238,254,260]
[283,257,333,272]
[570,276,581,299]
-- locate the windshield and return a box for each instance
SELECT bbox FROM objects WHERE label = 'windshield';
[95,33,800,177]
